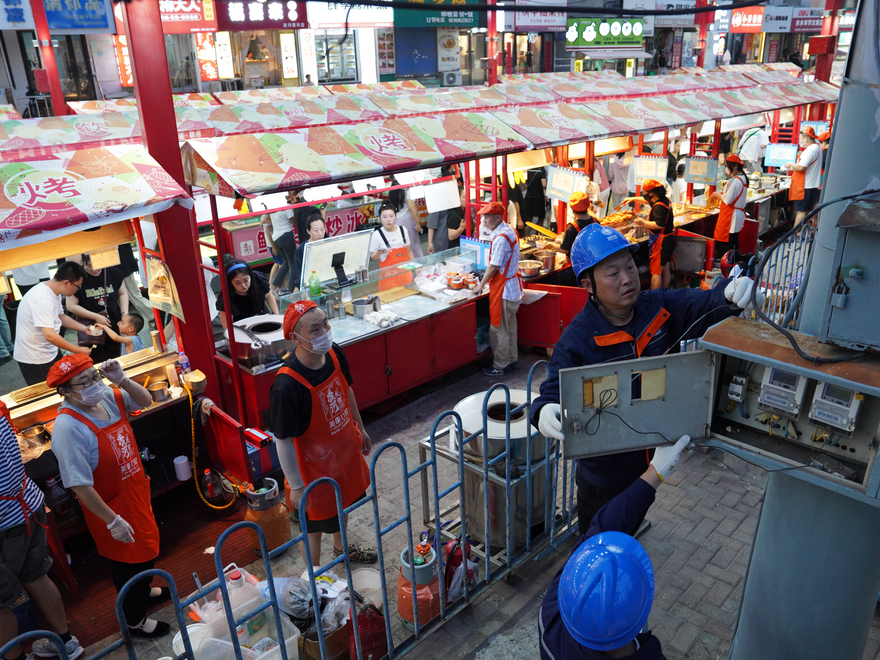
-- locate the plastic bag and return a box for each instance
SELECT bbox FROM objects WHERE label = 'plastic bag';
[257,578,314,620]
[446,558,478,603]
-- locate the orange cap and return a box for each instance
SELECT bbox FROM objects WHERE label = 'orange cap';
[283,300,319,339]
[726,153,744,166]
[47,354,94,389]
[569,191,592,212]
[477,201,506,216]
[641,179,664,193]
[801,126,817,139]
[817,131,831,142]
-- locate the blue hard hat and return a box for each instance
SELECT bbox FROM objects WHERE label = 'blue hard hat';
[570,224,639,284]
[558,531,654,651]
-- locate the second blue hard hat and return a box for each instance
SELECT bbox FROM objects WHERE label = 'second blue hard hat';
[570,224,639,284]
[558,531,654,651]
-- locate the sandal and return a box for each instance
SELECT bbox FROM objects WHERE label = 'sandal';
[333,542,378,564]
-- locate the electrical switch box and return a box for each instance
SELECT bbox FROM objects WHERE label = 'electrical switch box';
[728,375,748,402]
[758,367,807,419]
[808,383,863,436]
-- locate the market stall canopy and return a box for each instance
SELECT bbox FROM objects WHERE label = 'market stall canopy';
[741,69,803,86]
[0,143,192,250]
[0,112,142,162]
[581,49,653,60]
[174,92,221,106]
[181,112,529,197]
[0,104,21,121]
[214,86,331,105]
[490,83,563,105]
[763,62,804,75]
[490,104,629,148]
[670,67,707,75]
[324,80,426,94]
[583,96,708,133]
[714,64,768,75]
[68,94,220,115]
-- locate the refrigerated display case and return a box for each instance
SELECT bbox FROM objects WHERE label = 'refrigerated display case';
[315,29,359,83]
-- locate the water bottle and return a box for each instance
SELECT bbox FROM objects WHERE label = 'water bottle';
[179,352,191,374]
[201,469,225,506]
[308,271,322,298]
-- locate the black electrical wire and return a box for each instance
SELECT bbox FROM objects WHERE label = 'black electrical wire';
[749,187,880,365]
[583,388,673,444]
[314,0,767,15]
[696,433,835,475]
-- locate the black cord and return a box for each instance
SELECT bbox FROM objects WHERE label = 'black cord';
[750,187,880,365]
[696,440,835,475]
[583,388,672,444]
[663,304,731,355]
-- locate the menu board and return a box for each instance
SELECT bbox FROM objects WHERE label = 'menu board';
[633,156,667,185]
[684,156,719,185]
[377,29,395,76]
[546,165,588,203]
[802,120,829,136]
[764,143,799,169]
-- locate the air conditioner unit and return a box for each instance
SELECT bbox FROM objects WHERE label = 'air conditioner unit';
[443,71,462,86]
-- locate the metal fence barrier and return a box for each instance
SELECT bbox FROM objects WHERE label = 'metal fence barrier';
[2,361,582,660]
[755,221,815,331]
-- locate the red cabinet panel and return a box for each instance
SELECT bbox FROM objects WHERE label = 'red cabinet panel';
[386,319,432,394]
[432,302,477,375]
[517,291,562,347]
[345,334,389,408]
[526,283,588,332]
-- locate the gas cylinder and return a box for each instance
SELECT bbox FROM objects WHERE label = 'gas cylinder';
[243,478,291,554]
[397,534,441,631]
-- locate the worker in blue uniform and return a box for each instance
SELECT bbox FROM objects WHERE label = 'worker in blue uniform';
[531,224,763,537]
[539,434,691,660]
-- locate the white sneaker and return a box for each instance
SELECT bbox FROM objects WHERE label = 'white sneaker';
[31,636,83,660]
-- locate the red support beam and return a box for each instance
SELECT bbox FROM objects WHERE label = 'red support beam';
[487,0,498,86]
[29,0,66,116]
[695,0,708,69]
[811,0,843,119]
[121,1,220,401]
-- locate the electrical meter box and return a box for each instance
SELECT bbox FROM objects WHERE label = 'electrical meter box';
[808,382,862,436]
[758,367,807,419]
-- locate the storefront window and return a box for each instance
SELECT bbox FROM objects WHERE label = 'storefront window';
[18,32,95,102]
[315,30,358,83]
[237,31,282,88]
[165,34,196,92]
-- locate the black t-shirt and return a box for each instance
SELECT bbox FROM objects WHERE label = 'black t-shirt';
[446,206,464,250]
[76,266,125,325]
[117,243,139,278]
[649,197,674,236]
[560,217,593,254]
[269,344,354,438]
[216,270,270,322]
[295,205,322,243]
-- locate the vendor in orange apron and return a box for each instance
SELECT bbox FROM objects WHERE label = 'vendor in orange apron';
[634,179,676,290]
[47,354,169,638]
[271,301,375,568]
[710,154,749,258]
[784,126,822,227]
[474,202,525,376]
[370,202,413,291]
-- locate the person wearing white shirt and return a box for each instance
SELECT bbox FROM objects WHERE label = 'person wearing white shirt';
[473,203,524,377]
[11,262,51,297]
[609,152,631,211]
[671,163,687,204]
[709,154,749,256]
[784,127,822,226]
[738,126,770,175]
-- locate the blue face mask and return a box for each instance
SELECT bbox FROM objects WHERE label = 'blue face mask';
[296,329,333,355]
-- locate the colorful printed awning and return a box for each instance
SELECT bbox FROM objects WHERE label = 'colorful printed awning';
[0,104,21,121]
[0,144,192,249]
[68,99,138,114]
[0,112,142,162]
[200,95,387,133]
[763,62,803,75]
[491,83,564,105]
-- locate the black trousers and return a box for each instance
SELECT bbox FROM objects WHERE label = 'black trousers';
[715,232,740,260]
[18,352,61,386]
[111,559,156,627]
[576,469,650,539]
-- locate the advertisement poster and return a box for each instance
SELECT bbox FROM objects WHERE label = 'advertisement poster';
[146,255,185,323]
[684,156,719,185]
[515,0,567,32]
[307,2,392,28]
[158,0,217,33]
[566,18,644,49]
[762,7,792,33]
[196,33,219,81]
[324,202,377,237]
[731,6,764,33]
[437,28,460,73]
[633,156,667,185]
[215,31,235,79]
[45,0,113,32]
[113,35,133,87]
[280,32,299,79]
[0,0,34,29]
[764,143,799,169]
[377,29,395,76]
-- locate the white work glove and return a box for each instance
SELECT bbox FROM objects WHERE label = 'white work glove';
[650,435,691,482]
[724,277,765,313]
[100,360,126,385]
[107,514,135,543]
[538,403,564,441]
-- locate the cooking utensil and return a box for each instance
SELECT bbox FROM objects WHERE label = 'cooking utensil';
[352,298,373,319]
[518,260,542,278]
[525,222,556,238]
[371,295,382,312]
[533,250,558,272]
[148,382,170,402]
[143,375,151,389]
[224,314,292,368]
[18,424,50,446]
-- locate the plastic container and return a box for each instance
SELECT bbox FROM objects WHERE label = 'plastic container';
[243,478,291,554]
[201,469,227,506]
[350,568,383,613]
[193,598,300,660]
[43,476,79,530]
[308,271,322,298]
[179,352,192,374]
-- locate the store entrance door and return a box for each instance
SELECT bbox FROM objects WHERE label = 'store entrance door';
[18,32,96,106]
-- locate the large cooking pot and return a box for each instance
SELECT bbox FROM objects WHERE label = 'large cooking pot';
[533,250,557,272]
[223,314,293,368]
[17,424,50,445]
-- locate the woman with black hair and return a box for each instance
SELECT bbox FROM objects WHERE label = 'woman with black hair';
[710,153,749,256]
[387,186,423,259]
[216,259,279,329]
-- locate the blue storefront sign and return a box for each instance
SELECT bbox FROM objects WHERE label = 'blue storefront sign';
[45,0,114,32]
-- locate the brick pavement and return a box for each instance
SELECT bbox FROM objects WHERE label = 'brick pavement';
[80,351,880,660]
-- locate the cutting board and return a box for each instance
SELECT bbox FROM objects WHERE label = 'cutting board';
[343,287,420,315]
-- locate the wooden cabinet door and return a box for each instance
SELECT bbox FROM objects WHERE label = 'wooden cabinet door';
[344,334,389,409]
[432,301,478,375]
[386,319,432,394]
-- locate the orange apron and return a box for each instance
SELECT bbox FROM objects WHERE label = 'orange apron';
[789,168,805,201]
[713,175,748,243]
[278,351,370,521]
[648,201,674,276]
[376,227,412,291]
[57,390,159,563]
[488,228,523,327]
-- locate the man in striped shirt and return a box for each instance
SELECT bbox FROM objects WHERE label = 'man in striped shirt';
[0,404,82,660]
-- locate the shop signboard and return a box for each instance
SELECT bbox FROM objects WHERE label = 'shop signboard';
[633,155,667,185]
[761,7,792,33]
[546,165,588,203]
[44,0,113,33]
[802,120,828,135]
[230,224,271,262]
[159,0,217,33]
[0,0,34,30]
[684,156,719,186]
[565,17,644,49]
[654,0,695,28]
[196,33,219,81]
[623,0,653,36]
[216,0,308,30]
[437,28,460,73]
[394,0,478,28]
[838,10,855,30]
[514,0,567,33]
[790,7,822,33]
[113,35,133,87]
[324,202,377,237]
[377,29,396,76]
[730,6,763,33]
[713,8,730,32]
[307,1,392,28]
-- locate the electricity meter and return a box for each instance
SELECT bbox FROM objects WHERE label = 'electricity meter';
[808,382,863,436]
[758,367,807,418]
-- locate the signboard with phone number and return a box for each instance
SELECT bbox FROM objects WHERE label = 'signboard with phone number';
[633,155,668,186]
[546,165,588,203]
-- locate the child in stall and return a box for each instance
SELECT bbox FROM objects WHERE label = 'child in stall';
[103,312,145,356]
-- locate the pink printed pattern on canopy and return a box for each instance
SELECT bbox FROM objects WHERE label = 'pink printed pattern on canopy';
[488,106,595,148]
[0,144,192,249]
[714,64,767,75]
[202,96,388,133]
[741,69,803,86]
[173,92,220,106]
[181,112,527,197]
[669,67,707,75]
[0,112,142,162]
[582,96,708,133]
[764,62,803,76]
[490,83,563,105]
[68,99,138,114]
[0,104,21,121]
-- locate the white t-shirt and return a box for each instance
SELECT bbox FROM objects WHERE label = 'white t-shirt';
[799,143,821,189]
[671,178,687,204]
[13,282,63,364]
[721,175,749,233]
[739,128,769,163]
[267,209,294,241]
[11,262,51,287]
[369,226,409,263]
[488,223,524,303]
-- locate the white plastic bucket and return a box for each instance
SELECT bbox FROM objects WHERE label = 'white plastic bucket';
[351,567,383,612]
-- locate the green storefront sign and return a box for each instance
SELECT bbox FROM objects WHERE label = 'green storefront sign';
[394,0,479,28]
[565,18,644,48]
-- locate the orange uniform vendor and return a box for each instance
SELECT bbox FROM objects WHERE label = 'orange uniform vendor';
[709,153,749,257]
[633,179,675,290]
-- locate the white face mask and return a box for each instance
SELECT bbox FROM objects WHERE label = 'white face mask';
[73,382,107,407]
[296,329,333,355]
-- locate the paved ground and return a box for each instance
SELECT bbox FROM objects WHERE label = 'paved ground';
[19,349,880,659]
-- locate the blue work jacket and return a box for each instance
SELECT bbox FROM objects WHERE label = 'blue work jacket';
[539,479,665,660]
[531,282,735,487]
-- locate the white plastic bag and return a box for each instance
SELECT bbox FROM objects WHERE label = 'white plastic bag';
[446,558,478,602]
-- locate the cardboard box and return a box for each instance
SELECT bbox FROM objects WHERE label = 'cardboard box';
[297,621,350,660]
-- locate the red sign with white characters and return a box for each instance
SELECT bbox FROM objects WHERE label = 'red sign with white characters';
[159,0,218,33]
[790,7,822,33]
[196,33,219,81]
[730,6,763,33]
[324,202,376,237]
[114,35,133,87]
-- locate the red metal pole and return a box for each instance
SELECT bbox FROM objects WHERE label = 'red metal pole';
[811,0,842,119]
[488,0,498,86]
[686,126,697,203]
[695,0,708,69]
[708,119,721,197]
[29,0,66,116]
[121,0,220,402]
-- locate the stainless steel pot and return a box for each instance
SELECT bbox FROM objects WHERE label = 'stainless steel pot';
[352,298,373,319]
[148,382,170,402]
[17,425,50,445]
[533,250,557,272]
[224,314,293,368]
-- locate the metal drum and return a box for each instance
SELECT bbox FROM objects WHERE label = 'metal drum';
[223,314,292,368]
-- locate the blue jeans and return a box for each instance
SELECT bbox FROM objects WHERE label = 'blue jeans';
[0,306,13,358]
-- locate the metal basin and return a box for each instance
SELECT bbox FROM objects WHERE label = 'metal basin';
[352,298,373,319]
